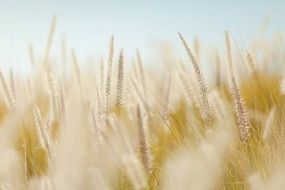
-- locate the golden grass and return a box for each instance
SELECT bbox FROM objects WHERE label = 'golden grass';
[0,19,285,190]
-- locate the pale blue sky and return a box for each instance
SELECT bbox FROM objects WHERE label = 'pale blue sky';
[0,0,284,72]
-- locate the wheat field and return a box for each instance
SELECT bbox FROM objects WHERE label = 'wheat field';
[0,18,285,190]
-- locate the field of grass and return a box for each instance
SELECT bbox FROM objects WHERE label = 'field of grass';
[0,18,285,190]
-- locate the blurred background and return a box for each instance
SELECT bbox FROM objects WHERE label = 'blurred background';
[0,0,284,72]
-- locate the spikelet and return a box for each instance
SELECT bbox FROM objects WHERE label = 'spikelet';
[178,32,213,124]
[105,36,114,113]
[33,105,52,159]
[116,48,125,110]
[137,105,151,173]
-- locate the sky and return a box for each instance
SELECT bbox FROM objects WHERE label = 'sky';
[0,0,284,72]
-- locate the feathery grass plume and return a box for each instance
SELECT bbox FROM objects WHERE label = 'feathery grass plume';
[33,105,52,160]
[225,31,234,77]
[122,154,147,190]
[116,48,125,111]
[43,16,57,66]
[59,80,66,120]
[71,48,81,85]
[28,44,35,66]
[130,77,150,114]
[177,70,197,106]
[99,57,105,98]
[136,49,147,97]
[26,78,33,98]
[90,105,104,147]
[262,106,276,141]
[108,115,133,152]
[44,72,59,117]
[178,32,213,124]
[246,50,257,76]
[161,74,172,120]
[9,68,15,100]
[22,140,28,184]
[0,70,14,110]
[193,36,201,63]
[61,35,67,66]
[225,30,251,143]
[231,71,251,143]
[105,36,114,114]
[214,51,221,87]
[137,105,151,174]
[208,90,229,121]
[96,87,104,117]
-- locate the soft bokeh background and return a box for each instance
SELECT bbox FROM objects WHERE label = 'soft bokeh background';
[0,0,284,72]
